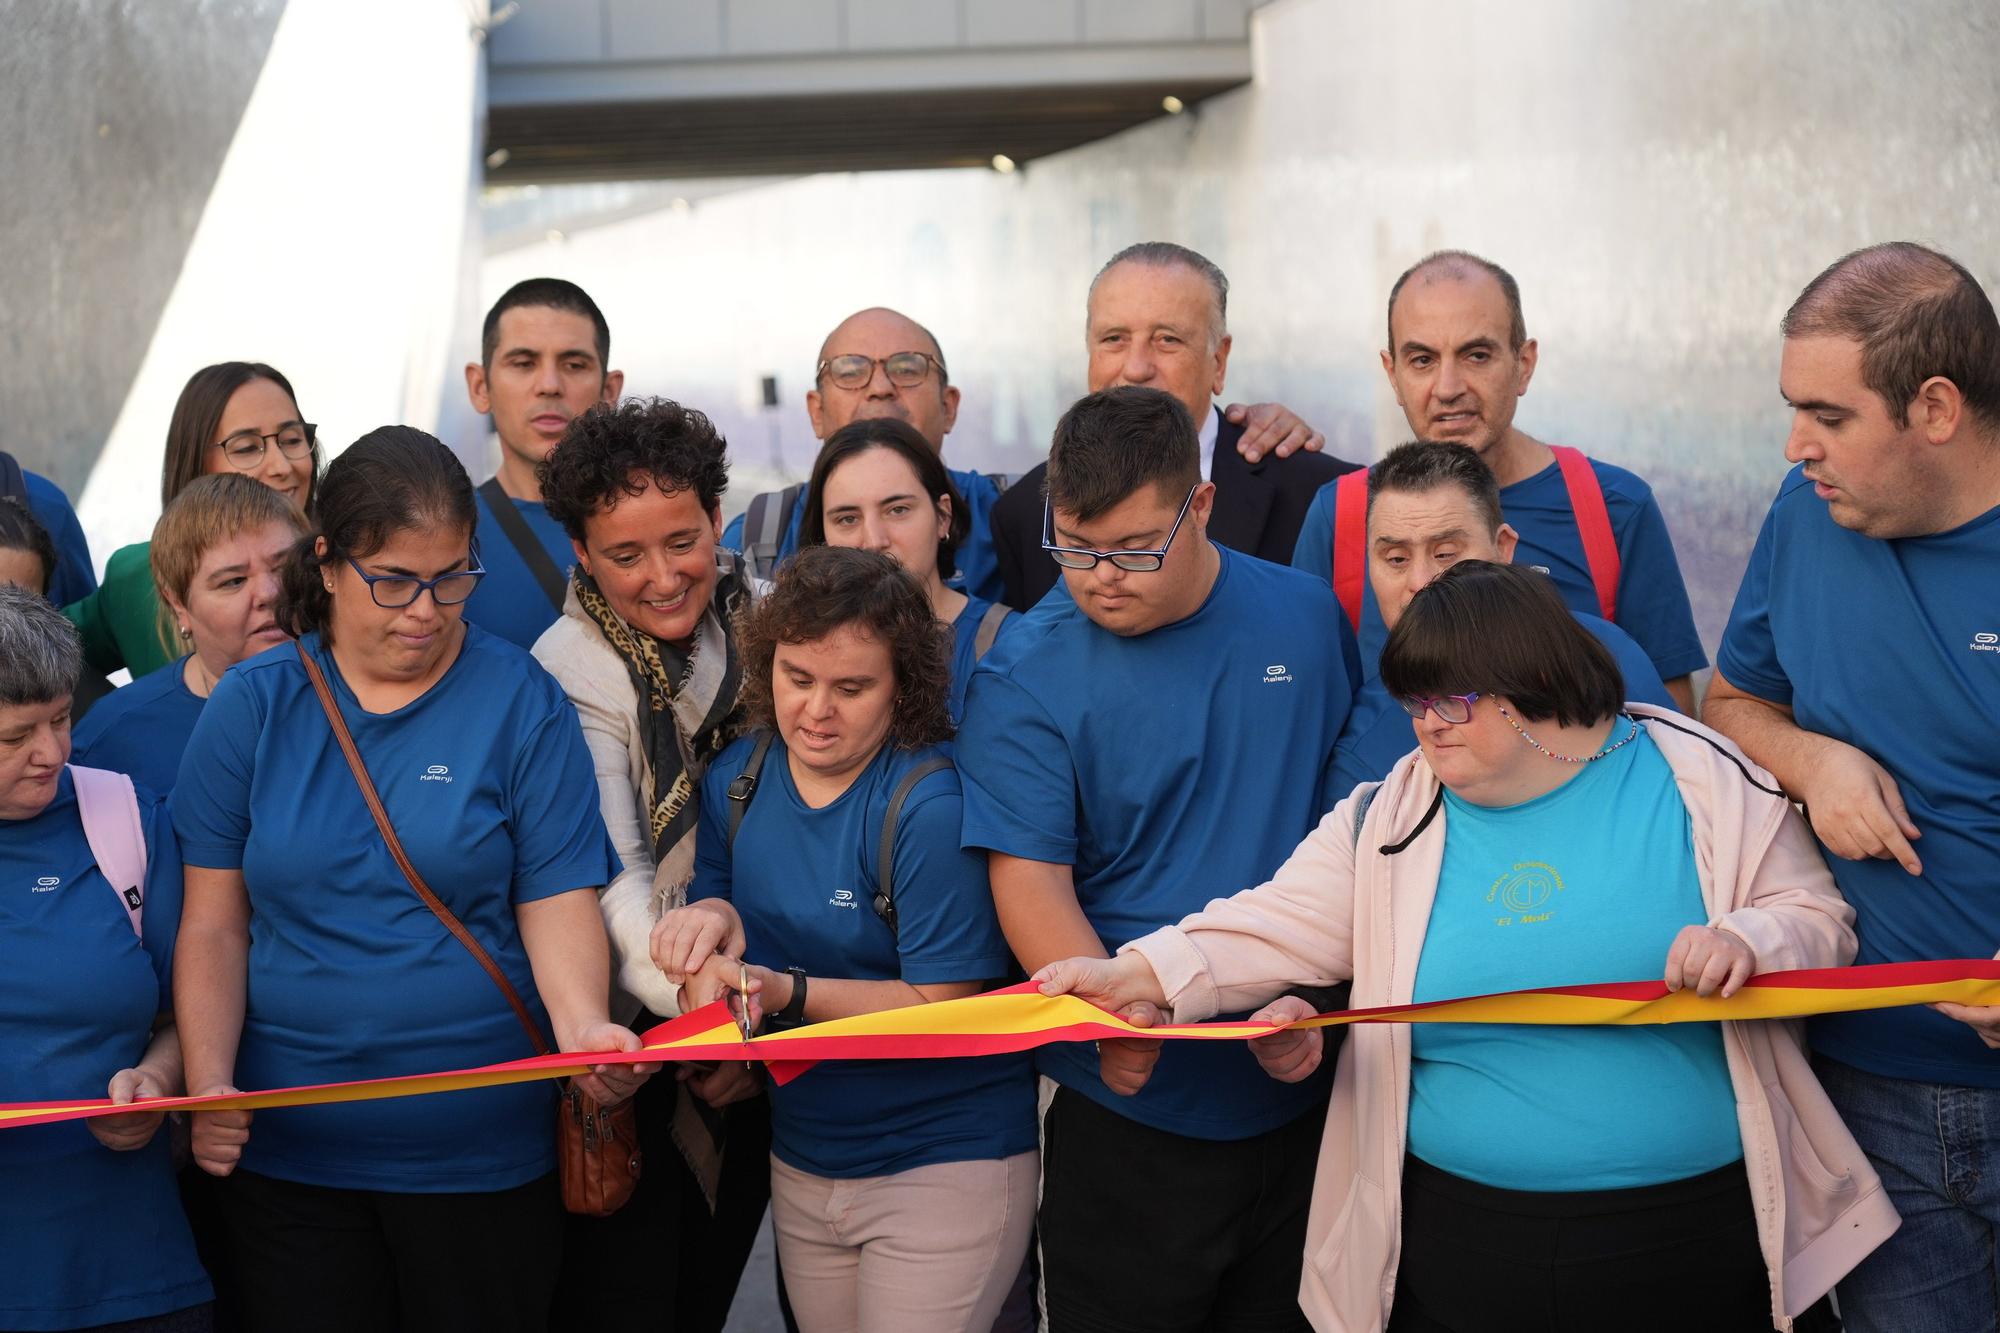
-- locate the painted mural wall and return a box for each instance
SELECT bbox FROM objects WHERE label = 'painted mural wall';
[485,0,2000,653]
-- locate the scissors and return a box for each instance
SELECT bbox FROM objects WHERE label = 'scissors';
[731,962,754,1069]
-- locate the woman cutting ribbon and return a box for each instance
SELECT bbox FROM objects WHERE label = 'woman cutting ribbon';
[1037,560,1893,1333]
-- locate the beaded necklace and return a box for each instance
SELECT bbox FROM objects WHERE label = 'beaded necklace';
[1494,705,1638,765]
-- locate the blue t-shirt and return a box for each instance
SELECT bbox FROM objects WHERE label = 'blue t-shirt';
[70,655,206,798]
[1409,727,1741,1190]
[722,467,1007,604]
[0,773,210,1329]
[1293,456,1708,683]
[1327,610,1676,799]
[947,595,1010,726]
[1719,466,2000,1086]
[172,627,618,1191]
[23,470,97,606]
[692,738,1033,1179]
[463,486,574,651]
[956,548,1358,1139]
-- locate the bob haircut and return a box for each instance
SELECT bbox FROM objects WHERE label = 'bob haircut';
[0,583,82,708]
[798,417,970,580]
[276,426,475,640]
[734,545,953,750]
[152,474,312,654]
[161,362,320,512]
[539,398,730,544]
[0,498,57,596]
[1379,560,1624,727]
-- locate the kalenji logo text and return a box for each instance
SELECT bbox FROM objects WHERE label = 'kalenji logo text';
[1262,664,1294,685]
[1973,632,1998,654]
[420,764,453,783]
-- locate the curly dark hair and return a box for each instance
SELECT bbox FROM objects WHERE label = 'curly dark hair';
[736,545,954,750]
[539,398,730,543]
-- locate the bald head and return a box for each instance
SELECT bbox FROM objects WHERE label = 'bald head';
[1387,251,1526,352]
[807,306,960,448]
[1784,242,2000,428]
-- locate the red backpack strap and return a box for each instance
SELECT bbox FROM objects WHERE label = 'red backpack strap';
[1551,445,1619,623]
[1331,469,1369,634]
[68,764,147,938]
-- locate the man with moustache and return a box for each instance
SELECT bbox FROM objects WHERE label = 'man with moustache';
[1705,242,2000,1333]
[459,278,624,649]
[1294,251,1706,712]
[989,242,1355,611]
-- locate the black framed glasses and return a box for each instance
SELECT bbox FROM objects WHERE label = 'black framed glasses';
[1041,485,1198,572]
[1396,692,1483,724]
[215,422,316,470]
[344,554,485,609]
[815,352,946,390]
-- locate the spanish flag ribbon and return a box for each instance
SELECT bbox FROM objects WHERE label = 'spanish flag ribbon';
[6,959,1998,1131]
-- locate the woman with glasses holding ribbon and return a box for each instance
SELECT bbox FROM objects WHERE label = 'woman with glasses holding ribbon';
[1037,560,1890,1333]
[65,362,319,680]
[171,427,648,1332]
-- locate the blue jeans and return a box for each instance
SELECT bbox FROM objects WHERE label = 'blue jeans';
[1816,1055,2000,1333]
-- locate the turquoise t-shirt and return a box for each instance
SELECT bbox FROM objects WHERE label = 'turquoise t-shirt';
[1407,725,1742,1191]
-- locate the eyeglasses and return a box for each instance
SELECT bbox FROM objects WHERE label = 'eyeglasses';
[215,422,316,470]
[1396,692,1484,724]
[816,352,946,391]
[1041,485,1198,572]
[344,554,485,609]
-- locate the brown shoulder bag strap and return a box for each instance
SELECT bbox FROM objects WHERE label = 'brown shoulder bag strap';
[295,641,553,1057]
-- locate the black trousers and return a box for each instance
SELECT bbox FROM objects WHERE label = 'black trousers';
[1038,1086,1322,1333]
[1388,1155,1840,1333]
[217,1168,563,1333]
[551,1071,774,1332]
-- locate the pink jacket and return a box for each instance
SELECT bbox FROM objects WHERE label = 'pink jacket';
[1126,707,1898,1332]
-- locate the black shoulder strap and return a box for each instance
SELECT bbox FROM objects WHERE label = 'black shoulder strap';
[478,477,566,610]
[741,484,802,581]
[726,731,776,848]
[0,451,28,506]
[872,755,952,939]
[972,601,1014,660]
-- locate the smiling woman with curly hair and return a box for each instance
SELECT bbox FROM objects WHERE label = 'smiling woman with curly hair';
[653,543,1037,1333]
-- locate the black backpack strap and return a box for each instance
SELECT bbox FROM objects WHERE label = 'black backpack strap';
[726,731,776,848]
[478,477,566,610]
[0,451,28,506]
[971,601,1014,660]
[741,484,802,582]
[872,755,953,939]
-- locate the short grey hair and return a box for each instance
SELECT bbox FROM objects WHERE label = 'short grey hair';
[0,584,82,707]
[1089,242,1230,350]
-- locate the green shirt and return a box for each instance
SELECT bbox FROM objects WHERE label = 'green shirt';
[64,542,174,678]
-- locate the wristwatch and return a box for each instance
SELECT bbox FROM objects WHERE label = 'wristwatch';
[768,967,809,1031]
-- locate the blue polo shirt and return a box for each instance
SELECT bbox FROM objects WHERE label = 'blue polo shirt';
[0,773,210,1329]
[71,656,206,798]
[723,467,1006,604]
[1293,455,1708,683]
[462,485,574,650]
[948,596,1010,725]
[1719,466,2000,1087]
[23,470,97,605]
[172,627,618,1191]
[956,548,1356,1139]
[1328,610,1677,799]
[692,738,1033,1179]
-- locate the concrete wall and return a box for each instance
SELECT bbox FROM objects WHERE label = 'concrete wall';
[484,0,2000,652]
[3,0,489,567]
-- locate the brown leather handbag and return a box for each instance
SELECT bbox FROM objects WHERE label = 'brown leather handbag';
[297,642,641,1216]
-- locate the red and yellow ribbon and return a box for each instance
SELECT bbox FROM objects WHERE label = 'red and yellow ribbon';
[7,960,1998,1131]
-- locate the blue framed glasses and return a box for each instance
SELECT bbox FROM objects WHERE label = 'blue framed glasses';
[1041,484,1198,572]
[345,553,485,609]
[1396,691,1483,724]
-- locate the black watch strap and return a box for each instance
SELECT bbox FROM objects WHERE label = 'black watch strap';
[771,967,809,1030]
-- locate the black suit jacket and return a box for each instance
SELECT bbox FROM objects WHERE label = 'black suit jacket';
[989,412,1359,612]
